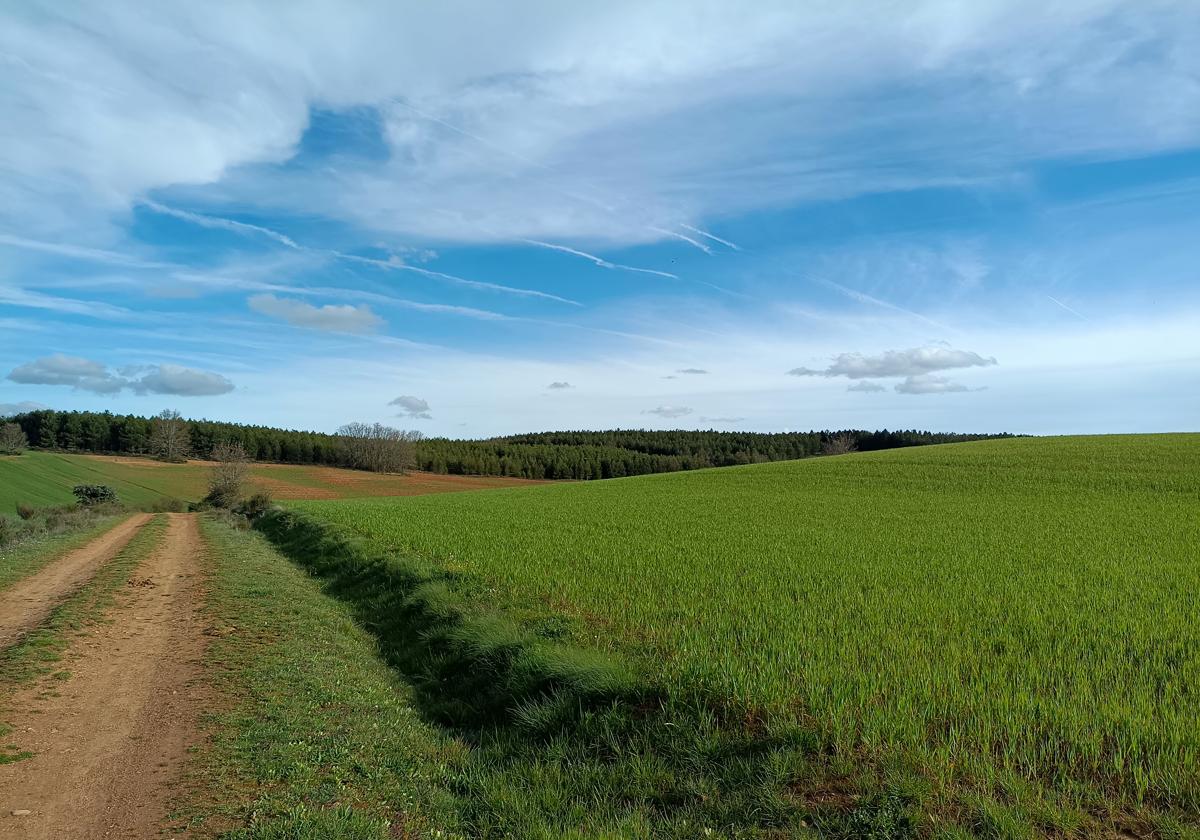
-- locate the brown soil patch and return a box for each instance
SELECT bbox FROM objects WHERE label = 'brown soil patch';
[0,513,208,839]
[0,514,152,649]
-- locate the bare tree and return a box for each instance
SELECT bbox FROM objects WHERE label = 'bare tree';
[821,432,858,456]
[149,409,190,462]
[205,441,249,508]
[0,422,29,455]
[336,422,421,473]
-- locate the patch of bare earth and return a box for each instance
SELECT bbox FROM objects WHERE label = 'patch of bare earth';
[0,514,152,649]
[0,513,208,839]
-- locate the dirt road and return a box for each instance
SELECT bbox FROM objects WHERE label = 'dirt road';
[0,514,152,649]
[0,513,208,839]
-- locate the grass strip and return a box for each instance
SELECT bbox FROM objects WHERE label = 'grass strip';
[177,516,464,839]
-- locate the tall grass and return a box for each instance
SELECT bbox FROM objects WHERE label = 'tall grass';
[292,434,1200,834]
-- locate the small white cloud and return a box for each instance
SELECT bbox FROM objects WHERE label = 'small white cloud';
[789,346,997,379]
[7,354,127,394]
[547,381,573,390]
[7,355,233,396]
[643,405,693,419]
[390,395,432,419]
[131,365,235,396]
[847,381,886,393]
[0,400,48,417]
[894,374,979,395]
[677,368,709,375]
[249,294,384,334]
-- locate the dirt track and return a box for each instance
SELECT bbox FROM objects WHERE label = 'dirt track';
[0,513,208,839]
[0,514,152,649]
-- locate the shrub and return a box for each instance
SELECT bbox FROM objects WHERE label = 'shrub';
[235,491,274,519]
[0,516,15,547]
[15,503,35,520]
[148,496,186,513]
[73,484,117,507]
[204,441,249,509]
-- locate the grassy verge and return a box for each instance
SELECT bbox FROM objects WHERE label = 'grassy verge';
[254,508,908,839]
[0,515,165,761]
[0,510,125,591]
[178,516,464,839]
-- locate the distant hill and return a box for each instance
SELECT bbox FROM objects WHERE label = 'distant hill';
[4,408,1013,481]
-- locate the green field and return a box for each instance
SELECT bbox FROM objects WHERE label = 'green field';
[291,434,1200,834]
[0,451,540,513]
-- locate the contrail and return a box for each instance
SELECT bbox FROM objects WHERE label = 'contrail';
[822,280,956,334]
[1047,295,1089,321]
[0,233,170,269]
[651,226,713,255]
[522,239,679,279]
[334,252,581,306]
[140,200,300,249]
[134,202,579,307]
[680,223,741,251]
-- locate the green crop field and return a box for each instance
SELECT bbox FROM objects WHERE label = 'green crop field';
[0,451,541,513]
[291,434,1200,835]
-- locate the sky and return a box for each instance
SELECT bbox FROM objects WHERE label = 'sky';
[1,1,1198,437]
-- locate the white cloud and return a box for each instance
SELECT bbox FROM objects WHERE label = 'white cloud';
[847,381,886,392]
[390,395,432,419]
[3,3,1197,242]
[7,354,126,394]
[789,346,997,379]
[643,405,693,419]
[547,381,572,390]
[677,368,709,375]
[6,354,233,396]
[894,374,977,395]
[249,294,384,334]
[131,364,235,396]
[0,400,48,417]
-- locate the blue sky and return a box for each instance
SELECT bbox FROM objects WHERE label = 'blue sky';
[1,1,1198,436]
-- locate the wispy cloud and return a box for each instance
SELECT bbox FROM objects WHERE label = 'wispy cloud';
[643,405,693,419]
[547,381,572,390]
[894,374,978,395]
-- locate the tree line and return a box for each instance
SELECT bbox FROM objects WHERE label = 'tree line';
[4,408,1012,480]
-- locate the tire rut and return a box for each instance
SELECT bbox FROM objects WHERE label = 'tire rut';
[0,513,208,839]
[0,514,153,650]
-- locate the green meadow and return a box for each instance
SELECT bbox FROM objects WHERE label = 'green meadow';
[290,434,1200,835]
